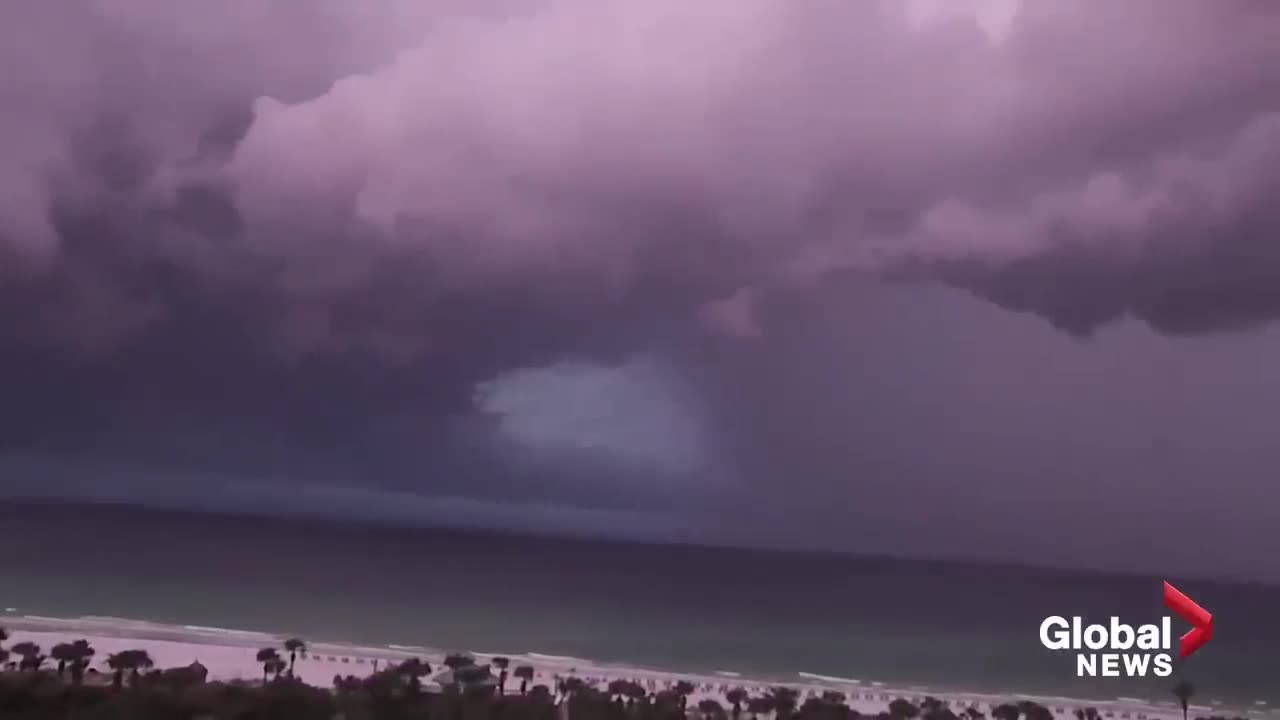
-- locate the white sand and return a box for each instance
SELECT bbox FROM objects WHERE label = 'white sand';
[0,616,1271,720]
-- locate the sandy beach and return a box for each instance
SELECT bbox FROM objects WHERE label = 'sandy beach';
[2,615,1268,720]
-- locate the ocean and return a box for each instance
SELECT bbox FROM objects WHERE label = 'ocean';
[1,501,1276,708]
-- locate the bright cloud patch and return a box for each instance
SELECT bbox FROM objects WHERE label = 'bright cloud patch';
[474,354,708,477]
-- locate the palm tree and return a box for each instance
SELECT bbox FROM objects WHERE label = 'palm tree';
[747,695,775,720]
[0,648,8,670]
[397,658,431,695]
[771,687,800,720]
[459,664,493,684]
[50,642,77,680]
[256,647,281,684]
[126,650,153,685]
[990,704,1020,720]
[283,638,306,677]
[444,653,475,671]
[1017,701,1052,720]
[607,680,628,713]
[674,680,696,712]
[699,698,726,720]
[623,680,647,709]
[106,649,153,688]
[492,655,510,695]
[922,697,948,720]
[9,641,41,672]
[333,674,362,693]
[727,687,748,720]
[562,675,587,699]
[1173,680,1195,720]
[70,640,96,685]
[603,678,640,710]
[24,654,47,673]
[890,699,923,720]
[819,691,850,720]
[443,653,476,691]
[457,664,496,707]
[267,656,288,681]
[514,664,535,695]
[800,696,827,717]
[105,653,126,688]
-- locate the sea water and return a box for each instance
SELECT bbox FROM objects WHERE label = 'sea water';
[1,501,1276,708]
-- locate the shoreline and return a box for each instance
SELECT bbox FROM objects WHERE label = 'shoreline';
[1,614,1270,719]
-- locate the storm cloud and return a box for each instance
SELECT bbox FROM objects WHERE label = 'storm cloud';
[3,0,1280,579]
[5,0,1280,353]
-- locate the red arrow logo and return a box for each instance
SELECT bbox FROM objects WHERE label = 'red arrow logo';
[1163,581,1212,659]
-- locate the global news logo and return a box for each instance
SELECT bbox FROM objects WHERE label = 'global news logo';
[1039,581,1213,678]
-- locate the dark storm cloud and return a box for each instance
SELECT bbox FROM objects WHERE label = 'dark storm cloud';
[3,0,1280,574]
[6,1,1280,355]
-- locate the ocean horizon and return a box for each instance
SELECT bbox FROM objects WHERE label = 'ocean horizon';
[2,500,1276,708]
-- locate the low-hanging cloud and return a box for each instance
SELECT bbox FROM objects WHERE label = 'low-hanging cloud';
[5,0,1280,363]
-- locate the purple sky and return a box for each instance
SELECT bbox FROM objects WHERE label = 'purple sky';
[2,1,1279,582]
